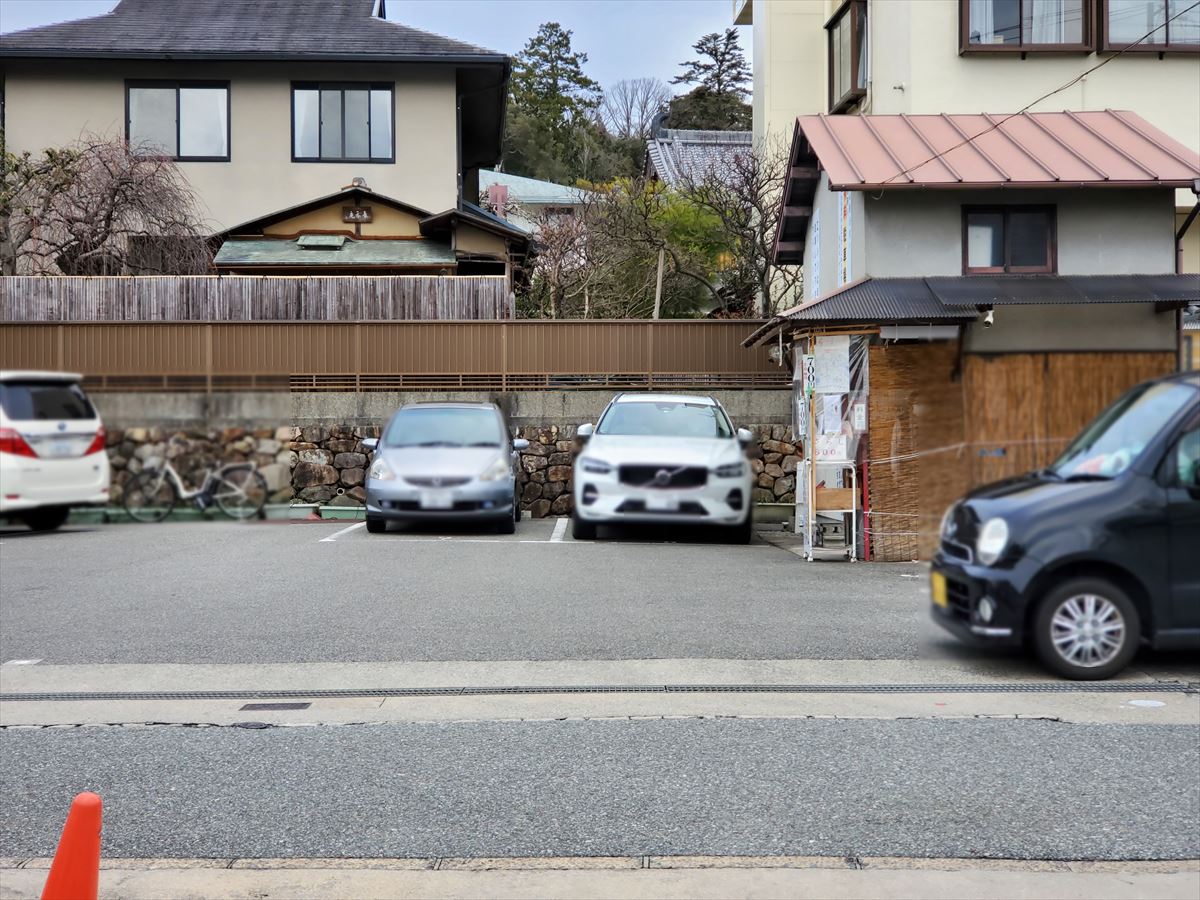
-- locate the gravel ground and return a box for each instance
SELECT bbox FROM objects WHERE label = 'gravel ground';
[0,522,930,664]
[2,717,1196,861]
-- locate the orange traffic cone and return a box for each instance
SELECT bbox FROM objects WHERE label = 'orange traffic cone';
[41,792,101,900]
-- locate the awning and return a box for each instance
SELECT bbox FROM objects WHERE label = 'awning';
[744,274,1199,347]
[214,238,456,268]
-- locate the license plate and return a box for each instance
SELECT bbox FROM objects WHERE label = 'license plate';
[419,489,454,510]
[645,492,679,512]
[46,439,76,458]
[931,571,948,608]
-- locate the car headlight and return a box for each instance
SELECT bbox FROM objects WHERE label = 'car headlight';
[580,457,613,475]
[714,461,745,478]
[478,456,510,481]
[940,504,956,538]
[976,517,1009,566]
[368,457,396,481]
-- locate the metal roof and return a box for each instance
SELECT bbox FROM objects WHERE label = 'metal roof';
[743,274,1200,346]
[927,274,1200,306]
[214,238,456,268]
[0,0,505,62]
[799,110,1200,191]
[479,170,587,206]
[645,130,753,187]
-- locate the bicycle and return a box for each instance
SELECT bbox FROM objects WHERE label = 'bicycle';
[122,446,268,523]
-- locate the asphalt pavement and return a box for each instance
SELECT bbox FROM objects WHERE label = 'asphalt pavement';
[1,520,934,664]
[3,718,1197,861]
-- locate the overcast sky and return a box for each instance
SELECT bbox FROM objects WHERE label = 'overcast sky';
[0,0,744,91]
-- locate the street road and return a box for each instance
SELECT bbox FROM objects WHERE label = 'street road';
[1,520,1198,877]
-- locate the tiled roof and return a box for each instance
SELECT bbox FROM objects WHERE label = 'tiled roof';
[645,129,752,187]
[799,111,1200,191]
[214,238,456,268]
[0,0,504,62]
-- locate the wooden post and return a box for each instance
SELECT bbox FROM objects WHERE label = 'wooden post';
[646,321,655,389]
[652,247,665,319]
[205,324,213,399]
[501,321,508,391]
[354,322,362,393]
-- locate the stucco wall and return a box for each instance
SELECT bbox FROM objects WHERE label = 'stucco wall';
[864,189,1176,278]
[805,173,867,300]
[964,304,1178,353]
[749,0,827,146]
[1,60,459,230]
[260,204,423,237]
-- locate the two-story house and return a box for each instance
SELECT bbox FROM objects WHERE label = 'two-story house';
[0,0,530,282]
[734,0,1200,270]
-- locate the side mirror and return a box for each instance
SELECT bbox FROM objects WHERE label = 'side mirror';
[736,428,754,447]
[576,423,594,442]
[513,438,530,451]
[361,437,378,451]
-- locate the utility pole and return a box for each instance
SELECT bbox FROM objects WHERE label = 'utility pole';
[652,246,665,319]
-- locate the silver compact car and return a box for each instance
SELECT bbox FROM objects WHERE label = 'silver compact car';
[362,402,528,534]
[571,393,755,542]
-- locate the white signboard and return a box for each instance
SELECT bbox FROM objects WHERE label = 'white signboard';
[852,401,867,432]
[809,208,821,300]
[800,354,816,394]
[837,191,852,287]
[814,433,849,462]
[812,335,850,394]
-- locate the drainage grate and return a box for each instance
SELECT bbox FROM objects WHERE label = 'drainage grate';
[0,682,1194,702]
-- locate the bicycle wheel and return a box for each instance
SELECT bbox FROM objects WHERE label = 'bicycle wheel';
[123,470,178,523]
[212,466,268,520]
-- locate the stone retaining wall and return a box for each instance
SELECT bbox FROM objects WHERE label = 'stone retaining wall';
[103,423,803,516]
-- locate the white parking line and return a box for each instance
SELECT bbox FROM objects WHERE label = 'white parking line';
[319,521,366,543]
[2,659,42,666]
[550,517,569,542]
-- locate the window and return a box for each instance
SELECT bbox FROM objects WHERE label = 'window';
[827,1,867,113]
[126,81,229,161]
[963,207,1056,273]
[962,0,1092,50]
[292,83,394,162]
[1102,0,1200,50]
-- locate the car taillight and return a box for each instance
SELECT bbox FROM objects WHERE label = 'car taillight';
[84,426,107,456]
[0,428,38,458]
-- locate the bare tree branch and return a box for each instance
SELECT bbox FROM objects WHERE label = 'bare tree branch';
[598,78,672,139]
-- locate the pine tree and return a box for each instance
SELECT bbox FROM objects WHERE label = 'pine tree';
[671,29,751,101]
[510,22,600,138]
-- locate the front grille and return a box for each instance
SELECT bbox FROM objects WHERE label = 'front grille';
[616,499,708,516]
[385,500,487,512]
[619,465,707,489]
[404,476,472,488]
[946,577,973,620]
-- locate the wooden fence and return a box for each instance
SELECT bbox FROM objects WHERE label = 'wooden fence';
[0,275,512,321]
[0,320,788,392]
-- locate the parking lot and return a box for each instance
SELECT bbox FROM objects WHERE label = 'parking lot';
[2,518,1198,867]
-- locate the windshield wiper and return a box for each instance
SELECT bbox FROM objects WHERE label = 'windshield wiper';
[1036,467,1063,481]
[466,441,501,447]
[1062,472,1112,482]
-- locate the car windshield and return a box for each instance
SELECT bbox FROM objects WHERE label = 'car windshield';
[597,401,733,438]
[1049,381,1198,480]
[0,381,95,420]
[384,407,503,448]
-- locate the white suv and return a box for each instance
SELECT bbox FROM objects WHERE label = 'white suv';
[0,371,111,531]
[571,393,755,542]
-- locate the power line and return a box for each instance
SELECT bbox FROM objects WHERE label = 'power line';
[879,0,1200,187]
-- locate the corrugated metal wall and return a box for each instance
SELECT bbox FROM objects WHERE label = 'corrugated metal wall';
[0,321,787,392]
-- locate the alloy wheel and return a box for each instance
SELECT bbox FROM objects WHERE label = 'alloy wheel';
[1049,594,1126,668]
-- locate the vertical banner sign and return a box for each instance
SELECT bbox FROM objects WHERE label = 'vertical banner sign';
[837,191,852,287]
[809,208,821,300]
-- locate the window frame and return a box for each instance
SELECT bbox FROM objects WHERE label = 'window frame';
[962,205,1058,275]
[1099,0,1200,52]
[826,0,868,114]
[124,80,231,163]
[958,0,1096,53]
[290,82,395,164]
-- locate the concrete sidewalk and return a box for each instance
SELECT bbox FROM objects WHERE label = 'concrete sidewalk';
[2,856,1197,900]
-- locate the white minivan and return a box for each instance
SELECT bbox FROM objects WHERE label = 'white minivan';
[0,371,111,531]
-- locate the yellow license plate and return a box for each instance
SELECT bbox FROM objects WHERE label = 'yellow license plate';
[931,571,948,608]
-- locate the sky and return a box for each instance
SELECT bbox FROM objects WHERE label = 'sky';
[0,0,745,91]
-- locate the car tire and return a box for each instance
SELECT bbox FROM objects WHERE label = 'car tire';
[365,515,387,534]
[513,492,522,523]
[1033,577,1141,681]
[724,513,754,545]
[496,513,516,535]
[20,506,70,532]
[571,513,598,541]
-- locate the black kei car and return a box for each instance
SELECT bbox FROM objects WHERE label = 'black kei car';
[931,371,1200,680]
